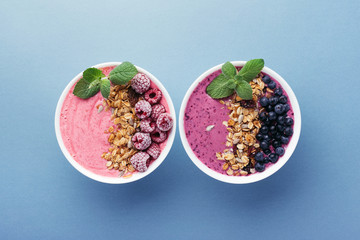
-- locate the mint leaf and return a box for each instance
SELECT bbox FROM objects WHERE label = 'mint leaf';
[206,74,235,99]
[100,78,110,99]
[235,80,253,100]
[109,62,138,85]
[73,77,101,99]
[222,61,236,78]
[238,59,264,82]
[83,68,105,82]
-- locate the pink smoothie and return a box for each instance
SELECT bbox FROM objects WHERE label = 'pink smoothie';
[184,69,294,175]
[60,66,169,177]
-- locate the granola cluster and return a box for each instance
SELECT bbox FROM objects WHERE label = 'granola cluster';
[216,77,266,176]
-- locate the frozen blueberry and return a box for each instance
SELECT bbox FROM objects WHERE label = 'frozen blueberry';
[262,75,271,84]
[269,153,279,163]
[284,127,293,136]
[274,132,282,140]
[255,152,264,162]
[281,136,290,144]
[269,125,277,134]
[260,141,270,150]
[279,95,287,104]
[274,88,283,96]
[285,117,294,126]
[268,81,276,89]
[277,124,285,132]
[263,118,271,126]
[263,134,271,142]
[260,126,269,134]
[264,149,271,155]
[263,157,270,163]
[283,103,290,112]
[256,133,264,141]
[266,105,273,112]
[269,96,279,106]
[272,140,281,148]
[275,147,285,156]
[268,111,277,121]
[277,115,285,125]
[255,162,266,172]
[274,104,284,115]
[260,97,269,107]
[259,112,268,121]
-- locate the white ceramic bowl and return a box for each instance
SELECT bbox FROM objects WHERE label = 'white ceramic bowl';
[55,62,176,184]
[179,61,301,184]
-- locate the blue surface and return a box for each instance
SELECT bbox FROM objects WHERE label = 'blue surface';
[1,0,359,239]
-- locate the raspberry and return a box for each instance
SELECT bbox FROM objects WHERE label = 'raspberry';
[156,113,173,132]
[130,152,150,172]
[150,127,167,143]
[144,88,162,105]
[135,100,152,119]
[132,132,152,150]
[146,143,161,160]
[131,73,151,94]
[151,104,166,120]
[140,118,156,133]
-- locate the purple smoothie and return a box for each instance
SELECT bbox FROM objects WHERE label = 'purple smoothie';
[184,69,294,175]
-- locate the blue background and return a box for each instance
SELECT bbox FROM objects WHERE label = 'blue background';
[1,0,359,239]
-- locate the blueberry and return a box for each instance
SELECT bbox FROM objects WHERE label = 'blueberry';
[262,75,271,84]
[263,157,270,163]
[274,132,282,140]
[277,115,285,125]
[266,105,273,112]
[279,95,287,104]
[283,103,290,112]
[272,140,281,148]
[269,96,279,106]
[274,104,284,115]
[263,134,271,142]
[268,81,276,89]
[264,149,271,155]
[260,97,269,107]
[260,126,269,134]
[284,127,293,136]
[255,162,266,172]
[268,111,277,121]
[269,153,279,163]
[274,88,283,96]
[259,112,268,121]
[255,152,264,162]
[285,117,294,126]
[256,133,264,141]
[263,118,271,126]
[281,136,289,144]
[277,124,285,132]
[275,147,285,156]
[260,141,270,150]
[269,125,277,134]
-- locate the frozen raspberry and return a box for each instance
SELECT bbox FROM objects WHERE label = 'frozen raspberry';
[150,127,167,143]
[146,143,161,160]
[132,132,151,150]
[144,88,162,105]
[130,152,150,172]
[156,113,173,132]
[135,100,152,119]
[131,73,151,94]
[140,118,156,133]
[151,104,166,120]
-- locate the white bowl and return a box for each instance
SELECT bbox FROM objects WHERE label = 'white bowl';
[55,62,176,184]
[179,61,301,184]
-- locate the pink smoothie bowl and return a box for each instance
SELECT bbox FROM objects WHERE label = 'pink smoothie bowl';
[179,61,301,184]
[55,62,176,184]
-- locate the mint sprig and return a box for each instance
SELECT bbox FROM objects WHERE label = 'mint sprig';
[206,59,264,100]
[73,62,138,99]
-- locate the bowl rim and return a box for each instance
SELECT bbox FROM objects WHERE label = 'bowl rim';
[179,61,301,184]
[55,62,176,184]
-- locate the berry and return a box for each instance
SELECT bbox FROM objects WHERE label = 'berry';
[255,162,266,172]
[144,88,162,105]
[140,118,156,133]
[263,118,271,126]
[132,132,152,150]
[151,104,166,120]
[263,135,270,142]
[284,127,293,136]
[259,112,268,121]
[269,153,279,163]
[274,104,284,115]
[274,132,282,140]
[151,127,167,143]
[146,143,161,160]
[262,75,271,84]
[281,136,289,144]
[269,96,279,106]
[268,81,276,89]
[256,133,264,141]
[277,124,285,132]
[263,157,270,163]
[260,126,269,134]
[269,125,277,134]
[264,149,271,155]
[275,147,285,156]
[130,152,150,172]
[268,111,277,121]
[156,113,173,132]
[239,100,256,108]
[255,152,264,162]
[279,95,287,104]
[260,97,269,107]
[272,140,281,148]
[283,103,290,112]
[285,117,294,126]
[135,100,152,119]
[260,141,270,150]
[274,88,283,96]
[277,115,285,125]
[131,73,151,94]
[266,105,273,112]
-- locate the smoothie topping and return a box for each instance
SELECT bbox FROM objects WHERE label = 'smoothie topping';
[131,73,151,94]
